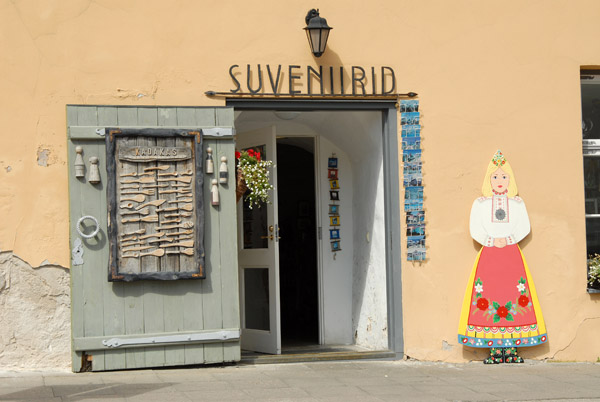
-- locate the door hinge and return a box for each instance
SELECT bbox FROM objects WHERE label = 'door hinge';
[102,330,240,348]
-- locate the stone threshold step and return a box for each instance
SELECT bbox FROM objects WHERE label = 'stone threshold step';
[240,350,396,365]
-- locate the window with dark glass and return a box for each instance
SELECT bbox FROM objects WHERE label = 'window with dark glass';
[580,71,600,292]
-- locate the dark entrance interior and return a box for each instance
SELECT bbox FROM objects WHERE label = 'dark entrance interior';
[277,138,319,346]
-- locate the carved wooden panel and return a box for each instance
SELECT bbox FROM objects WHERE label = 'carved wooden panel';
[106,129,205,281]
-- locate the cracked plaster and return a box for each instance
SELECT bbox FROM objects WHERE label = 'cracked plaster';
[0,252,71,371]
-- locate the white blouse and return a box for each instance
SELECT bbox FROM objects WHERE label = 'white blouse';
[469,195,531,247]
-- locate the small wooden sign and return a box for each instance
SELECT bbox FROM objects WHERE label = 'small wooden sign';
[118,146,192,162]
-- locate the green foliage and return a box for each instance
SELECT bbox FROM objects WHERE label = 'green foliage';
[237,149,274,209]
[588,254,600,287]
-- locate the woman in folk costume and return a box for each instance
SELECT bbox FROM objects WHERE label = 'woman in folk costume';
[458,150,547,364]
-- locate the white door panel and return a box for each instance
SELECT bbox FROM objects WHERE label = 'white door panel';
[237,126,281,355]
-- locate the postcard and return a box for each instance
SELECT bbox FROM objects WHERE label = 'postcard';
[406,210,425,225]
[402,137,421,151]
[403,162,422,175]
[403,173,423,187]
[403,149,422,164]
[405,186,424,200]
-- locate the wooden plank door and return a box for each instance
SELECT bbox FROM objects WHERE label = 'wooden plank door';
[67,106,240,371]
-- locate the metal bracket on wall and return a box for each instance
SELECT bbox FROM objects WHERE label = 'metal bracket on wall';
[72,238,84,266]
[202,127,234,137]
[95,128,106,137]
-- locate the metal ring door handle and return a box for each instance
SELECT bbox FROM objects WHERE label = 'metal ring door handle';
[76,215,100,239]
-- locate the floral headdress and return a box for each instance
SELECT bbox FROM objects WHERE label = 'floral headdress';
[482,149,518,197]
[491,150,506,167]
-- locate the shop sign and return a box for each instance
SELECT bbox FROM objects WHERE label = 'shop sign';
[225,64,397,96]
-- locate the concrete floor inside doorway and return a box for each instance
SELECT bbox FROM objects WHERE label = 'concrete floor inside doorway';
[241,344,395,365]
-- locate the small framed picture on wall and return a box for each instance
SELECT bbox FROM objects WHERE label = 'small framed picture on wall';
[331,240,341,251]
[329,229,340,239]
[329,216,340,226]
[329,180,340,190]
[329,204,339,215]
[328,169,338,180]
[329,191,339,201]
[328,157,338,168]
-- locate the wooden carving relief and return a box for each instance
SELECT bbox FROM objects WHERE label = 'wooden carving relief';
[106,129,204,281]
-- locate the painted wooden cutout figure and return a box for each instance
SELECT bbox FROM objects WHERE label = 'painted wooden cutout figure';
[458,150,547,364]
[74,146,85,178]
[211,179,219,206]
[206,147,214,174]
[88,156,101,184]
[219,156,228,184]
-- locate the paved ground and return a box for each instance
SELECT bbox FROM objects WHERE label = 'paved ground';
[0,360,599,402]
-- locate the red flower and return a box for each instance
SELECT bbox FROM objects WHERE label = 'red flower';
[235,151,241,159]
[476,298,489,311]
[247,149,255,157]
[496,306,509,318]
[518,295,529,307]
[255,151,261,161]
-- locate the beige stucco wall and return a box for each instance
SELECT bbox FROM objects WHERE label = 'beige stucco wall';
[1,0,600,363]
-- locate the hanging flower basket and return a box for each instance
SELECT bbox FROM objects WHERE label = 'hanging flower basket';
[235,149,274,209]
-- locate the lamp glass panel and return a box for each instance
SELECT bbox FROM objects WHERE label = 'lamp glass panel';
[319,29,330,53]
[305,29,315,52]
[310,29,321,54]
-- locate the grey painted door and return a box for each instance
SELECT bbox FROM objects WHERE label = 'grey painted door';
[67,106,240,371]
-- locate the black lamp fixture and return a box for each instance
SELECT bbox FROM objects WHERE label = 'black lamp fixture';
[304,9,332,57]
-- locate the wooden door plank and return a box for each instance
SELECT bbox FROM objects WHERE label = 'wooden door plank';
[158,107,186,366]
[67,106,84,372]
[116,107,147,369]
[77,106,98,126]
[176,108,197,127]
[68,140,85,372]
[216,108,240,362]
[75,107,106,371]
[176,107,206,365]
[98,106,117,127]
[137,108,166,368]
[98,106,127,371]
[218,141,241,362]
[195,108,216,127]
[215,108,234,128]
[158,107,180,273]
[202,140,225,364]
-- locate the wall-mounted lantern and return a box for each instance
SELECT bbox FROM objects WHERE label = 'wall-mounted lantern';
[304,9,332,57]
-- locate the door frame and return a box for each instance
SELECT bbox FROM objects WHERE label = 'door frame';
[229,99,403,357]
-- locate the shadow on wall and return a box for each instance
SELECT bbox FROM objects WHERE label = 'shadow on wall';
[0,252,71,370]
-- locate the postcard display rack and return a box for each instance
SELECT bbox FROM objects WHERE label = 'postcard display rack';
[328,155,341,253]
[401,100,425,261]
[105,129,205,281]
